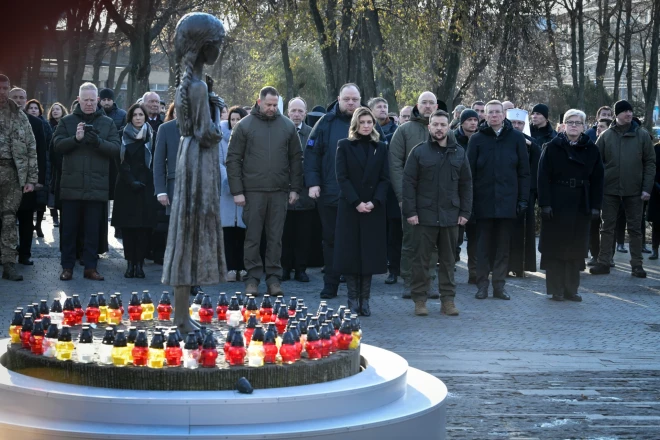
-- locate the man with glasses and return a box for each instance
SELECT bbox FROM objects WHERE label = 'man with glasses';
[467,100,530,301]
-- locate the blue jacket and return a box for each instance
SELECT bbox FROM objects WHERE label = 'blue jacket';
[103,103,127,133]
[220,120,245,228]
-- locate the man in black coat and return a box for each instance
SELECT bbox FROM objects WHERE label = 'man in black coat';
[530,103,557,147]
[403,110,472,317]
[99,88,126,133]
[467,100,530,300]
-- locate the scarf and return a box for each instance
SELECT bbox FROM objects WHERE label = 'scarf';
[121,122,152,168]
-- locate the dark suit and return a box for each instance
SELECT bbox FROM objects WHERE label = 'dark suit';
[150,118,177,263]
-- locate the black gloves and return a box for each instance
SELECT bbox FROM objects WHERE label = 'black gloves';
[591,209,600,221]
[130,181,146,192]
[83,129,101,147]
[516,200,528,217]
[541,206,553,220]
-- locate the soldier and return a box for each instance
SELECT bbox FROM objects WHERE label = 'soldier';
[0,75,38,281]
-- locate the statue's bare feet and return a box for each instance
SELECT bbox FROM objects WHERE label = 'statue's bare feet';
[173,286,201,335]
[177,317,201,334]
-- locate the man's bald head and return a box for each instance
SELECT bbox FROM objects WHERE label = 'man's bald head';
[287,97,307,126]
[502,101,515,112]
[417,91,438,118]
[399,105,413,123]
[9,88,27,108]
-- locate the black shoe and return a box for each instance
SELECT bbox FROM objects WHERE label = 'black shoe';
[428,292,440,299]
[493,289,511,300]
[124,261,135,278]
[294,271,309,282]
[617,244,628,253]
[35,226,44,238]
[134,261,145,278]
[589,263,610,275]
[550,294,564,301]
[475,286,488,299]
[385,273,398,284]
[360,299,371,317]
[586,257,597,266]
[18,257,33,266]
[468,276,477,284]
[320,284,338,299]
[564,293,583,302]
[281,270,291,281]
[631,265,647,278]
[339,275,346,283]
[642,246,652,254]
[650,249,659,260]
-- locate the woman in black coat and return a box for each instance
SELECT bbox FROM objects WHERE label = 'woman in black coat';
[111,103,157,278]
[646,142,660,259]
[538,109,604,301]
[334,107,390,316]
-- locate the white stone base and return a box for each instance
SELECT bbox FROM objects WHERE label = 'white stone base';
[0,341,447,439]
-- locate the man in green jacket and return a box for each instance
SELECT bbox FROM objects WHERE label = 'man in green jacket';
[590,100,656,278]
[53,82,120,281]
[227,86,303,296]
[389,91,440,299]
[0,74,38,281]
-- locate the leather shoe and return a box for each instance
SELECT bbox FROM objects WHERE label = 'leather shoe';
[59,269,73,281]
[564,293,582,302]
[589,263,610,275]
[475,286,488,299]
[631,265,647,278]
[134,261,145,278]
[550,294,564,301]
[18,257,34,266]
[294,271,309,282]
[83,269,104,281]
[281,270,291,281]
[493,289,511,300]
[385,273,398,284]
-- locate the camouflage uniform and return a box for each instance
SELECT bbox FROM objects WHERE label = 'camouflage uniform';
[0,99,37,264]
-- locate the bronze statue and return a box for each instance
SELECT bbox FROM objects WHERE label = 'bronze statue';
[162,12,227,333]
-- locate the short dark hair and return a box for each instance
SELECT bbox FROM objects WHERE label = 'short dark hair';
[598,117,613,126]
[0,74,9,84]
[471,101,485,108]
[126,103,148,126]
[367,97,387,109]
[339,83,360,95]
[429,109,450,122]
[25,99,44,116]
[597,106,613,117]
[228,105,248,130]
[259,86,279,100]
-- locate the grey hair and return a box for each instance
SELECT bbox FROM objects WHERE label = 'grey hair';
[142,91,160,101]
[78,82,98,96]
[563,109,586,123]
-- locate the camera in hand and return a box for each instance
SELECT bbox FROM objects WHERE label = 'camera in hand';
[84,124,96,133]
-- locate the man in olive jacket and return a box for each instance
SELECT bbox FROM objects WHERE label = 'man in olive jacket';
[403,110,472,317]
[53,82,120,281]
[590,100,656,278]
[226,86,303,296]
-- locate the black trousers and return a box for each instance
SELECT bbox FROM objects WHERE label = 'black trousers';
[544,258,581,297]
[223,226,246,271]
[282,209,314,273]
[61,200,103,270]
[122,227,151,262]
[318,203,340,286]
[589,217,601,258]
[466,223,478,277]
[651,222,660,248]
[16,209,34,259]
[387,217,402,276]
[476,218,514,290]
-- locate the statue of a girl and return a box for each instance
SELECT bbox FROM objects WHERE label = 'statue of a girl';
[162,12,227,333]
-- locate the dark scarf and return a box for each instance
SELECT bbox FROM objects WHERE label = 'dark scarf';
[121,122,153,168]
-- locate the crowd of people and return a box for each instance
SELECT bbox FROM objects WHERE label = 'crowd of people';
[0,72,658,319]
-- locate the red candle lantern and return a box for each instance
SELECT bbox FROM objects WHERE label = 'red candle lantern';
[29,320,45,355]
[62,297,76,327]
[131,330,149,366]
[288,322,302,360]
[279,331,297,364]
[71,294,84,325]
[157,291,173,321]
[20,313,34,349]
[165,331,182,366]
[271,299,281,323]
[128,292,143,322]
[275,305,289,335]
[287,297,297,317]
[38,300,50,321]
[244,296,259,322]
[263,327,278,363]
[320,323,332,357]
[332,314,342,335]
[116,292,124,315]
[200,333,218,368]
[337,318,353,350]
[198,294,214,324]
[85,294,100,324]
[227,331,246,366]
[216,292,229,321]
[244,314,258,346]
[305,327,322,360]
[259,295,273,323]
[223,327,236,357]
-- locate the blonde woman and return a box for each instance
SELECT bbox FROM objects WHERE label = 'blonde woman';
[333,107,390,316]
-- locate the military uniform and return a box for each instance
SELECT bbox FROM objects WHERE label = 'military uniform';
[0,99,37,270]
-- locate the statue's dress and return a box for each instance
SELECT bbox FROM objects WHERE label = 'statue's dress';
[162,79,226,285]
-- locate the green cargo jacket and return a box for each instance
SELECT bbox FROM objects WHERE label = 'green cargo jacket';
[1,99,38,187]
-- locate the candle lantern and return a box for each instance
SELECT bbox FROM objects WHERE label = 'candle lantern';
[297,298,305,309]
[114,292,124,315]
[148,332,165,368]
[189,291,204,320]
[199,294,214,324]
[72,294,84,325]
[227,331,246,366]
[50,299,63,328]
[43,323,59,357]
[110,330,129,366]
[97,293,108,323]
[183,332,200,369]
[200,332,218,368]
[223,327,236,357]
[325,308,334,324]
[157,291,173,321]
[305,326,322,360]
[41,314,51,331]
[107,295,122,325]
[56,326,74,360]
[28,303,39,320]
[140,290,154,321]
[9,310,23,344]
[287,297,297,317]
[244,296,258,322]
[271,299,282,323]
[85,294,100,324]
[246,325,265,367]
[288,322,302,359]
[320,323,333,357]
[216,292,229,322]
[62,297,76,327]
[235,292,245,306]
[128,292,143,322]
[263,327,278,364]
[126,326,138,363]
[332,314,342,335]
[259,295,273,323]
[244,314,258,345]
[305,313,313,328]
[317,301,328,317]
[99,328,115,364]
[38,300,50,320]
[227,296,242,327]
[337,318,353,350]
[20,313,34,349]
[131,330,149,366]
[350,314,362,349]
[275,305,289,335]
[29,320,45,355]
[194,328,204,346]
[279,331,297,364]
[294,309,304,325]
[76,326,95,363]
[165,331,183,366]
[337,305,347,321]
[310,316,320,332]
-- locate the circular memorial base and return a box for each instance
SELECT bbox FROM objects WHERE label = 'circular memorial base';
[0,341,447,439]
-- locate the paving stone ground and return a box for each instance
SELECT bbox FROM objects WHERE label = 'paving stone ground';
[1,216,659,439]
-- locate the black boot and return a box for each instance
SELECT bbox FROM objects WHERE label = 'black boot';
[650,248,659,260]
[35,211,44,238]
[134,260,145,278]
[359,275,372,317]
[124,261,135,278]
[345,275,360,315]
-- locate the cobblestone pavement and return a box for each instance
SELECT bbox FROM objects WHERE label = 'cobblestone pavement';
[1,217,659,438]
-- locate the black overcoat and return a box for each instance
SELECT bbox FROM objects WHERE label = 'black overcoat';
[111,138,158,229]
[333,137,390,275]
[538,133,604,264]
[646,143,660,222]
